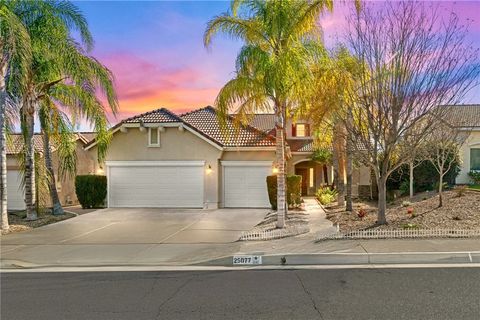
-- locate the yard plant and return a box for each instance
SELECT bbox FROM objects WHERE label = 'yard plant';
[75,175,107,209]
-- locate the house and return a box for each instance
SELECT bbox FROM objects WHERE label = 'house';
[84,106,371,209]
[6,133,94,210]
[441,104,480,184]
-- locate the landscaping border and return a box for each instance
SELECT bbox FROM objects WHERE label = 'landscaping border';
[239,224,309,241]
[316,229,480,241]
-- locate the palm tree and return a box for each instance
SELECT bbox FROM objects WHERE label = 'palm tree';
[9,0,116,219]
[0,1,32,231]
[205,0,332,228]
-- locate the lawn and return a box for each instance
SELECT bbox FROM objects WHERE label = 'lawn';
[324,190,480,231]
[469,185,480,190]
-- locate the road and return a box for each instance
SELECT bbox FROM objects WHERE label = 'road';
[2,267,479,320]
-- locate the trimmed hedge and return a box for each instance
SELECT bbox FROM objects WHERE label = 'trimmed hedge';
[266,175,302,210]
[75,175,107,209]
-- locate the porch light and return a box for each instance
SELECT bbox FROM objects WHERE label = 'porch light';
[206,164,213,174]
[272,165,279,174]
[97,166,104,174]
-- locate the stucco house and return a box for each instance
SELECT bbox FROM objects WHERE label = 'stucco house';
[6,133,94,210]
[441,104,480,184]
[84,106,371,209]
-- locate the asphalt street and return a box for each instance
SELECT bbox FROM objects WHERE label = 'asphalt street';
[2,267,479,320]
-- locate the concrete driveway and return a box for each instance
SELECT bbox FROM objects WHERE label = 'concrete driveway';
[1,208,267,245]
[0,208,266,267]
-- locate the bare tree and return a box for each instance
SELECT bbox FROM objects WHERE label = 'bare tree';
[345,1,480,224]
[426,115,468,207]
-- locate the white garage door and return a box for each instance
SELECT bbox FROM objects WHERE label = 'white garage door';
[7,170,26,211]
[107,161,204,208]
[223,161,272,208]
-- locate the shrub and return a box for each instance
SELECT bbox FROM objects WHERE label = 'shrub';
[401,200,411,207]
[454,185,467,197]
[266,175,302,210]
[468,171,480,184]
[75,175,107,209]
[399,180,411,196]
[316,186,338,205]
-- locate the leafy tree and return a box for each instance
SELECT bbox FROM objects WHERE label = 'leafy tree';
[0,0,32,231]
[8,0,117,218]
[204,0,333,228]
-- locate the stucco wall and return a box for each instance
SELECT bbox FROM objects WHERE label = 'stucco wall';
[92,126,223,208]
[457,130,480,184]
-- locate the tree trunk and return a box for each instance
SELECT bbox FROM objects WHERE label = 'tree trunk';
[376,175,387,225]
[0,62,9,231]
[409,161,414,199]
[332,124,345,206]
[275,111,286,229]
[438,172,443,208]
[42,132,64,215]
[23,97,37,220]
[345,129,353,212]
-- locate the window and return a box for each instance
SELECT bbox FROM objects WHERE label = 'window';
[148,128,160,147]
[471,148,480,170]
[292,123,310,137]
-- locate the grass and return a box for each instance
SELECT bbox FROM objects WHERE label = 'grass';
[468,185,480,190]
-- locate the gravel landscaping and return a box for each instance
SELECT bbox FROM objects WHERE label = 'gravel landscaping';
[324,190,480,232]
[240,208,310,240]
[1,211,76,235]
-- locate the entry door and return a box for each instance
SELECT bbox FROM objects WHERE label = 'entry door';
[296,168,308,196]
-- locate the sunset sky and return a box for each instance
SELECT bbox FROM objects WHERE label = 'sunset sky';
[75,1,480,125]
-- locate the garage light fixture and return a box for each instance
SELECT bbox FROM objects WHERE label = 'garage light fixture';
[97,166,104,174]
[272,164,279,174]
[206,164,213,174]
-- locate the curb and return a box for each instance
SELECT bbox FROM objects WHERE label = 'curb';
[201,251,480,266]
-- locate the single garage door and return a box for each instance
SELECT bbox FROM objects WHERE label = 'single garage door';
[223,161,272,208]
[107,161,204,208]
[7,170,26,211]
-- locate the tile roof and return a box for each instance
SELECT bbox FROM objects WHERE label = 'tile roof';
[247,114,276,134]
[440,104,480,127]
[287,139,315,152]
[6,133,91,154]
[6,134,44,154]
[122,108,182,124]
[78,132,96,143]
[180,106,276,147]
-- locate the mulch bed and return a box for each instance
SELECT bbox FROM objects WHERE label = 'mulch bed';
[324,190,480,232]
[1,210,76,235]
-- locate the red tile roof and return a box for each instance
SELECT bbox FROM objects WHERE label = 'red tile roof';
[287,139,314,152]
[180,106,276,147]
[123,108,182,124]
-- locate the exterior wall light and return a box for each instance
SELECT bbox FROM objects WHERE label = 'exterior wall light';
[206,164,213,174]
[97,166,104,175]
[272,165,279,174]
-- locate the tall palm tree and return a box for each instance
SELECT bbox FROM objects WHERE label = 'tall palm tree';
[205,0,332,228]
[9,0,116,219]
[0,1,32,231]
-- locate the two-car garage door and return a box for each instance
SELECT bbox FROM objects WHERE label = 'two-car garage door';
[107,161,204,208]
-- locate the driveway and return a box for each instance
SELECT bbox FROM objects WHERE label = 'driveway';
[1,208,267,245]
[0,208,267,267]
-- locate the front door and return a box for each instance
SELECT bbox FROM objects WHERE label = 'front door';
[296,168,308,196]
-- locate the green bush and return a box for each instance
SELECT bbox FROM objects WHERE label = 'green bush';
[266,175,302,210]
[468,171,480,184]
[316,186,338,205]
[75,175,107,209]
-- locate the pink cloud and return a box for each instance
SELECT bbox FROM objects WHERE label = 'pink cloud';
[97,52,222,121]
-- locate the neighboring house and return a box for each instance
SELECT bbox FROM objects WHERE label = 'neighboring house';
[6,133,94,210]
[84,106,370,209]
[441,104,480,184]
